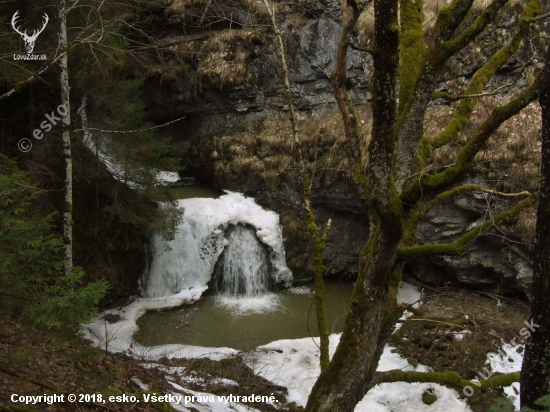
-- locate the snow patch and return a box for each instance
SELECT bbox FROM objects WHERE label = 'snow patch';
[249,333,430,408]
[356,382,467,412]
[396,282,421,308]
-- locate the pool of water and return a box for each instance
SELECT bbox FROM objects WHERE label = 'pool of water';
[134,281,354,351]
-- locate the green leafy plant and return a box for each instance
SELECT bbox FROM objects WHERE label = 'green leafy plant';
[0,153,109,329]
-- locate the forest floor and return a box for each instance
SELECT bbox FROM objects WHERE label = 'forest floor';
[391,282,531,411]
[0,316,288,412]
[0,284,531,412]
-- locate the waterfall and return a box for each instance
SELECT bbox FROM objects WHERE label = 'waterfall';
[216,225,270,297]
[144,192,292,299]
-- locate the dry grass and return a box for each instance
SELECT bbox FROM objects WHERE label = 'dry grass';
[167,0,269,19]
[425,98,541,195]
[474,101,542,193]
[392,287,530,381]
[514,204,537,244]
[208,108,373,184]
[197,29,263,90]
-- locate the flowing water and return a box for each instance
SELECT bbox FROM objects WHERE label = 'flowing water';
[214,224,270,297]
[134,281,353,350]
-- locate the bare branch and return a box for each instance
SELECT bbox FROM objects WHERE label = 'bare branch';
[73,116,186,134]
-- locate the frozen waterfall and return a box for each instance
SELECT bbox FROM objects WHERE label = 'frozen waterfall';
[144,192,292,299]
[215,224,270,297]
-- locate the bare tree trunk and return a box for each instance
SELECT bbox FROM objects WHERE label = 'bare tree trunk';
[520,47,550,409]
[59,0,73,276]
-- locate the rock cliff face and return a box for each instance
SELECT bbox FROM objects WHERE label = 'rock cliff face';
[143,2,536,295]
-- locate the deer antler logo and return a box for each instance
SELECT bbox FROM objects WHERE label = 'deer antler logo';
[11,11,49,54]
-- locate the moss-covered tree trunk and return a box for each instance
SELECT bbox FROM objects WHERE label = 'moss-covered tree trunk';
[305,0,403,410]
[305,0,542,410]
[261,0,331,371]
[520,46,550,409]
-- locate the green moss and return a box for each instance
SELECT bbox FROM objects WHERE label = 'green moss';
[414,137,433,173]
[388,263,403,301]
[102,388,122,397]
[398,192,538,258]
[402,73,541,202]
[398,0,426,116]
[422,391,438,405]
[431,0,540,150]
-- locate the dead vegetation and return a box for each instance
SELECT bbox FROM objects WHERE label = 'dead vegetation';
[0,316,293,412]
[391,286,530,411]
[205,108,372,185]
[423,98,542,243]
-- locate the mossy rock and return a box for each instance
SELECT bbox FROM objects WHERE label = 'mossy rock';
[422,390,438,405]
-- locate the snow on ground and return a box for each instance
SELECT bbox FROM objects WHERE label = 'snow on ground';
[157,171,181,184]
[82,279,526,411]
[248,333,446,410]
[167,381,264,412]
[487,339,525,411]
[247,281,470,412]
[356,382,469,412]
[82,286,238,361]
[396,281,421,308]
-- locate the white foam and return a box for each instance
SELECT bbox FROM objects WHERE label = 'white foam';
[215,294,281,314]
[286,286,313,295]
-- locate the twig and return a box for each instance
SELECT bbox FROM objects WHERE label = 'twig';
[407,319,469,329]
[349,42,375,54]
[73,116,186,134]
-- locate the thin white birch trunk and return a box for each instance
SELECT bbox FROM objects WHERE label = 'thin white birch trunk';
[59,0,73,277]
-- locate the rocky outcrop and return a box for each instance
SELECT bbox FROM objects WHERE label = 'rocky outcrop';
[142,3,536,294]
[145,17,372,142]
[409,183,534,297]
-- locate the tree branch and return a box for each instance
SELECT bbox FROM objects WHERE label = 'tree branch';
[72,116,186,134]
[432,81,516,101]
[431,0,540,150]
[432,0,510,68]
[398,191,538,259]
[402,70,542,202]
[373,369,520,391]
[349,42,375,54]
